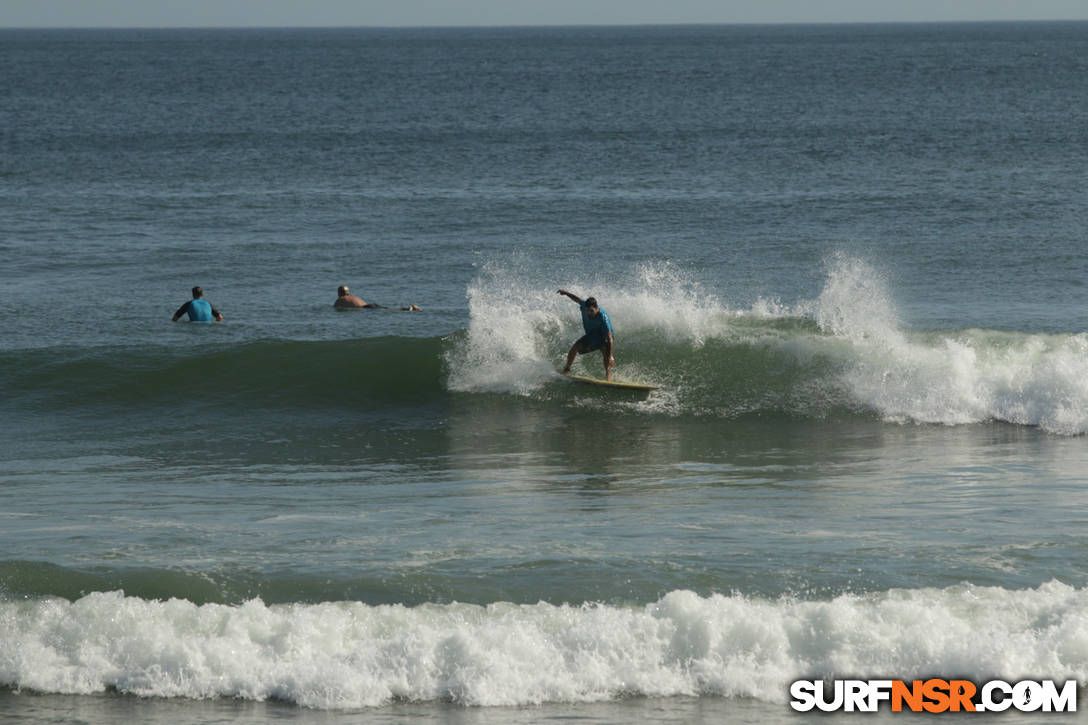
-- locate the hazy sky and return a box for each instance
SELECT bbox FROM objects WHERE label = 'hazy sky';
[3,0,1088,28]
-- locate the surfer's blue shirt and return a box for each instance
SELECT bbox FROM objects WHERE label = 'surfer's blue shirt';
[580,301,614,345]
[187,298,213,322]
[175,298,218,322]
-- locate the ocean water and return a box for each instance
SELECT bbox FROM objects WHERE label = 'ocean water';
[2,22,1088,723]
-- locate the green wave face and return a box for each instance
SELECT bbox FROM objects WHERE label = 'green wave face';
[4,311,1088,433]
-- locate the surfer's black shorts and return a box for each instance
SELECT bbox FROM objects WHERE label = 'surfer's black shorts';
[575,335,609,354]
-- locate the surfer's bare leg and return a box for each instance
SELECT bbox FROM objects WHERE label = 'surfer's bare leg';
[601,340,615,381]
[563,343,579,374]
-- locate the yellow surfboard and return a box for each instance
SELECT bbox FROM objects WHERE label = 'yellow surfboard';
[563,373,660,392]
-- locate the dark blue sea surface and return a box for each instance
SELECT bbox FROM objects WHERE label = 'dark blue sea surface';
[2,22,1088,723]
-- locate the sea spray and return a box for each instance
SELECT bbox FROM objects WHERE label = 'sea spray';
[439,255,1088,432]
[445,260,720,392]
[444,261,565,394]
[814,252,902,346]
[445,259,751,396]
[810,255,1088,433]
[3,583,1087,708]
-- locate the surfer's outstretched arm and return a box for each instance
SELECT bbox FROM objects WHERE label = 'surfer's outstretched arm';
[557,289,583,303]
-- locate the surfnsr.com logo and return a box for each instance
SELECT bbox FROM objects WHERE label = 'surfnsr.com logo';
[790,679,1077,713]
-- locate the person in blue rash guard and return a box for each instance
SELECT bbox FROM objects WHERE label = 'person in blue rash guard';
[172,286,224,322]
[557,289,615,380]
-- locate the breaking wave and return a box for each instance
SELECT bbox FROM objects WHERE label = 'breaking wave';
[2,582,1086,708]
[4,255,1086,433]
[445,254,1088,434]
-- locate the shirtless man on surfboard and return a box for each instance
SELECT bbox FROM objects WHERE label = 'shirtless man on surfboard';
[334,286,421,311]
[557,289,615,381]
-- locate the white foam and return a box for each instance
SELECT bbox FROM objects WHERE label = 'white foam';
[2,583,1087,708]
[446,254,1088,434]
[445,260,567,394]
[446,259,735,394]
[811,255,1088,434]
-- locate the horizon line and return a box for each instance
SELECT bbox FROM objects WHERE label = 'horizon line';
[3,17,1088,31]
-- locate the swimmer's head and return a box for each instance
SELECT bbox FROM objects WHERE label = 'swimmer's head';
[338,285,350,297]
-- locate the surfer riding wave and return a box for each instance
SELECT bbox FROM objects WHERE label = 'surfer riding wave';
[557,289,615,381]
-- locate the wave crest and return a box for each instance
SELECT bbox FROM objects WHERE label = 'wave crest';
[445,256,1088,433]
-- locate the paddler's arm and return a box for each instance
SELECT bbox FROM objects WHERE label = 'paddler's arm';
[556,289,583,304]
